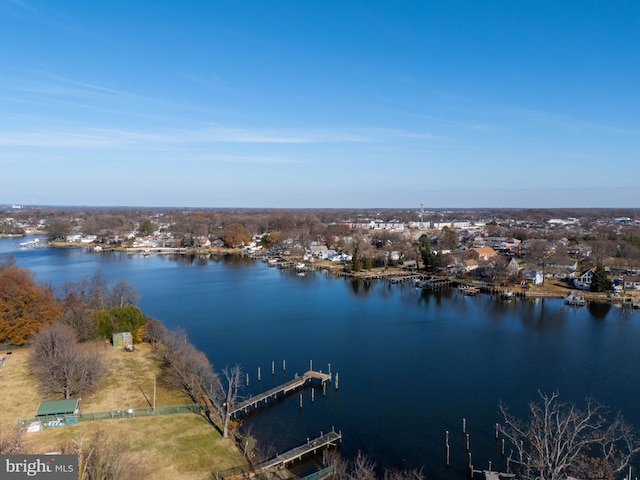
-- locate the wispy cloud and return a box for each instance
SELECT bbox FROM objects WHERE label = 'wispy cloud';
[7,0,39,15]
[184,72,226,90]
[509,106,640,136]
[0,124,431,149]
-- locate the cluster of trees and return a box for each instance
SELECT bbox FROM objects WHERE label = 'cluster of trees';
[0,260,149,400]
[142,320,243,439]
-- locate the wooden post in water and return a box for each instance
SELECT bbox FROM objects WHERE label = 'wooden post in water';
[468,452,473,478]
[283,359,286,372]
[257,366,261,382]
[272,361,275,375]
[495,423,499,440]
[463,418,466,433]
[312,387,315,402]
[445,430,450,467]
[323,382,326,396]
[328,363,331,375]
[310,359,313,371]
[299,393,303,409]
[488,461,492,471]
[501,439,505,456]
[335,372,339,390]
[466,433,470,451]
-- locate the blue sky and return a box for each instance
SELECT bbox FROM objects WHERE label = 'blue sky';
[1,1,639,208]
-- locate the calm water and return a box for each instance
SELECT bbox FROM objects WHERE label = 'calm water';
[2,237,640,478]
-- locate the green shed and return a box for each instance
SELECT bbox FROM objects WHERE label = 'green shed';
[35,398,80,419]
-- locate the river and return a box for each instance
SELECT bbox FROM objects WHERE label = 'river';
[2,236,639,478]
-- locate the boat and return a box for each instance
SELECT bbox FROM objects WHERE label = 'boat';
[18,238,45,248]
[458,285,479,296]
[564,291,586,306]
[501,290,514,299]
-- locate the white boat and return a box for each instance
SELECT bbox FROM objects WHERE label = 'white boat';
[18,238,45,248]
[564,291,586,306]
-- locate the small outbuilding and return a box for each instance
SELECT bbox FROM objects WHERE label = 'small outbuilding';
[112,331,133,348]
[35,398,80,419]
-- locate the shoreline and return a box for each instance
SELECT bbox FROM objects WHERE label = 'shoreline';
[29,241,640,306]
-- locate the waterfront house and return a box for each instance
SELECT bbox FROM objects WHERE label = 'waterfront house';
[309,245,334,259]
[623,275,640,290]
[522,269,544,286]
[573,268,595,290]
[464,259,479,272]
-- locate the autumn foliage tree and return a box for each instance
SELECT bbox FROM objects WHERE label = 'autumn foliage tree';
[0,266,62,345]
[219,223,251,247]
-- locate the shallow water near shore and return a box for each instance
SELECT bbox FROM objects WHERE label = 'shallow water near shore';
[3,237,640,478]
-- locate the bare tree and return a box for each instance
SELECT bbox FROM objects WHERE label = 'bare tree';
[217,364,243,439]
[105,279,140,308]
[59,300,96,342]
[350,451,377,480]
[157,328,218,404]
[325,450,350,480]
[72,430,143,480]
[499,391,640,480]
[383,467,424,480]
[0,429,24,454]
[30,322,106,399]
[525,240,553,285]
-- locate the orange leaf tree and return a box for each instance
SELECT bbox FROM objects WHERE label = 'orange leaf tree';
[0,266,63,345]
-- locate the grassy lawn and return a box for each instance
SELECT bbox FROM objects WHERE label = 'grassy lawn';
[0,343,246,480]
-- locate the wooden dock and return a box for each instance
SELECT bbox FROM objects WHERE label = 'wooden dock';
[230,370,331,419]
[255,429,342,471]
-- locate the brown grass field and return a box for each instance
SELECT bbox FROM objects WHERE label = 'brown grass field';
[0,343,245,479]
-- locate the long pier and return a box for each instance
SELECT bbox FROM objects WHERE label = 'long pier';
[230,370,332,419]
[255,429,342,471]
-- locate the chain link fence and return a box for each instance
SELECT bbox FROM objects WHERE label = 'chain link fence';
[18,403,207,429]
